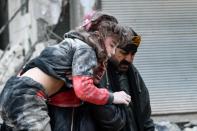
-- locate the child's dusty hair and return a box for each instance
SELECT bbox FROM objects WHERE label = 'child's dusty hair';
[70,11,127,62]
[95,21,126,47]
[82,11,118,31]
[88,21,127,62]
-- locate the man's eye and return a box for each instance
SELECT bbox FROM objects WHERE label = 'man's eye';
[120,50,128,55]
[131,52,136,55]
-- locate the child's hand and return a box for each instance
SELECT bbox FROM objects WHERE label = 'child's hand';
[112,91,131,105]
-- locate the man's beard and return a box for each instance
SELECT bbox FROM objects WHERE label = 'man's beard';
[109,58,130,73]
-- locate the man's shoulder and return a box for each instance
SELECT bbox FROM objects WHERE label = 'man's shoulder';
[130,64,138,72]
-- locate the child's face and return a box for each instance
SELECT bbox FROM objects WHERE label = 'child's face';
[103,36,118,58]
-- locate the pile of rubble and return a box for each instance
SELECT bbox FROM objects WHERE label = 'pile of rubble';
[0,39,57,93]
[155,121,197,131]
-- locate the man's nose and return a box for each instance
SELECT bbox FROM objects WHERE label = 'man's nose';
[112,48,116,55]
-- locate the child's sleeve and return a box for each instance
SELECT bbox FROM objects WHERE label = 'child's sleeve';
[72,48,114,105]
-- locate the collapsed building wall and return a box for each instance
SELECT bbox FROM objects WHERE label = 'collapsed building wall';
[0,0,66,92]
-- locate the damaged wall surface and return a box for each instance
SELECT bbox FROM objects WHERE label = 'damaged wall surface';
[0,0,9,50]
[0,0,66,92]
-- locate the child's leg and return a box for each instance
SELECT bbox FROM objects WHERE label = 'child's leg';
[0,76,51,131]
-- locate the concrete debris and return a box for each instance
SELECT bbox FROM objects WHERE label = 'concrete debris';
[33,0,65,25]
[154,121,197,131]
[184,127,197,131]
[184,121,197,131]
[184,121,197,127]
[0,44,25,88]
[155,121,181,131]
[0,39,57,93]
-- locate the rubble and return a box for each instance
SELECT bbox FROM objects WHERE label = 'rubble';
[0,39,57,93]
[183,121,197,131]
[155,121,181,131]
[33,0,65,25]
[155,121,197,131]
[0,43,25,90]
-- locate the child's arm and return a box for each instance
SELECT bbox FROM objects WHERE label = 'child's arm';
[72,48,130,105]
[73,75,113,105]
